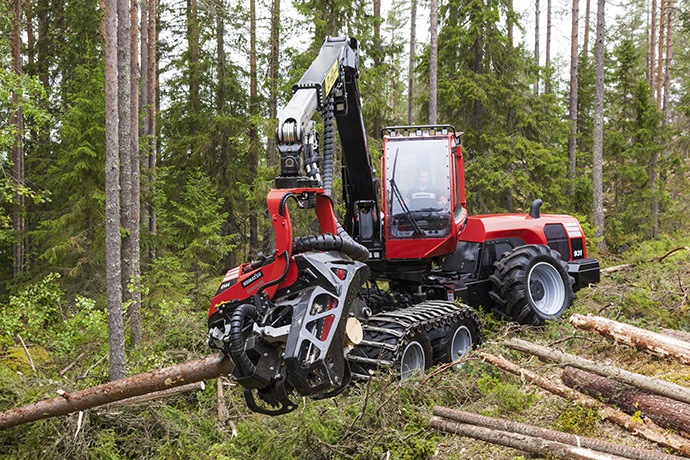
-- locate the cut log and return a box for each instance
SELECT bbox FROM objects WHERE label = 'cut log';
[478,352,690,456]
[0,354,234,430]
[433,406,684,460]
[504,338,690,405]
[661,328,690,344]
[562,367,690,438]
[570,314,690,365]
[105,381,206,408]
[430,416,633,460]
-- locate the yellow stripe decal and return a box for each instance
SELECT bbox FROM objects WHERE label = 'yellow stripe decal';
[323,61,339,101]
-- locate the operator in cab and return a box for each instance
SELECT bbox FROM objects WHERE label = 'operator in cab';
[406,170,448,211]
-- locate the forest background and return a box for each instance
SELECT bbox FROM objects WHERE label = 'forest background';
[0,0,689,453]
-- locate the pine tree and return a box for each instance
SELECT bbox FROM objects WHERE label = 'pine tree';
[568,0,579,196]
[105,0,126,381]
[592,0,606,250]
[429,0,438,124]
[11,0,25,277]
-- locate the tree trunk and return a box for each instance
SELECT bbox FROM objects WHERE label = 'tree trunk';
[105,0,126,381]
[407,0,417,125]
[567,0,579,195]
[267,0,279,167]
[140,0,149,238]
[504,338,690,405]
[650,0,657,90]
[148,0,157,259]
[430,417,635,460]
[545,0,551,93]
[428,0,438,125]
[478,352,690,456]
[507,0,513,45]
[534,0,540,95]
[118,0,132,321]
[248,0,259,255]
[661,2,673,122]
[11,0,25,278]
[473,32,484,139]
[592,0,606,250]
[583,0,591,55]
[570,314,690,364]
[188,0,199,115]
[562,366,690,437]
[0,355,233,430]
[129,0,142,345]
[25,0,33,67]
[373,0,381,136]
[433,407,679,460]
[656,0,666,107]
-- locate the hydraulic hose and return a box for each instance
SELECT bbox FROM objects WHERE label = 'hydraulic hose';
[293,233,369,261]
[229,303,258,377]
[312,96,369,262]
[322,97,335,197]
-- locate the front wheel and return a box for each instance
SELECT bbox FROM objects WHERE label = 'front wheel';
[489,245,575,326]
[398,330,432,380]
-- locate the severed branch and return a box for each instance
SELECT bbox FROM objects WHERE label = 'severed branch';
[601,247,690,274]
[105,381,206,409]
[478,352,690,456]
[60,352,86,376]
[16,334,36,374]
[503,338,690,405]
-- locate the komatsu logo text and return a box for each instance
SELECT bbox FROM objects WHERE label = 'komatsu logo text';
[241,270,264,288]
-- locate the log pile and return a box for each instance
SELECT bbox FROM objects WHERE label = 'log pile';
[432,315,690,458]
[431,406,685,460]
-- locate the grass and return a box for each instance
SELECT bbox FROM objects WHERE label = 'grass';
[0,237,689,459]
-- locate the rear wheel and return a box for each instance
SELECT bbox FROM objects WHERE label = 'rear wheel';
[430,312,482,364]
[489,245,575,326]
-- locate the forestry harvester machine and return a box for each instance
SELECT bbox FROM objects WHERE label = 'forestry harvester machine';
[207,37,600,414]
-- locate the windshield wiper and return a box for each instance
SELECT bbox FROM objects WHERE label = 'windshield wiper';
[389,148,424,236]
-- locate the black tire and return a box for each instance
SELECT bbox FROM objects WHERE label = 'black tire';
[397,330,432,380]
[430,308,483,364]
[489,245,575,326]
[348,326,432,380]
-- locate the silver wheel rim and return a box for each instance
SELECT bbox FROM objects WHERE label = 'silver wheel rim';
[527,262,566,317]
[400,341,425,380]
[450,325,472,364]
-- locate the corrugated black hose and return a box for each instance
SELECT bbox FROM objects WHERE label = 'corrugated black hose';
[230,303,258,377]
[292,95,368,262]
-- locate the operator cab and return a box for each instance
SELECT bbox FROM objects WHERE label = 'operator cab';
[381,126,466,261]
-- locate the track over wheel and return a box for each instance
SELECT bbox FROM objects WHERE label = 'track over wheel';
[430,314,482,365]
[489,244,575,326]
[398,330,432,380]
[347,302,482,379]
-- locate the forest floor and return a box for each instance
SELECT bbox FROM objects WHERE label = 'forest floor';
[1,237,689,459]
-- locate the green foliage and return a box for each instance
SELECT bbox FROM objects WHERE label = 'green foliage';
[0,273,64,347]
[154,168,234,308]
[553,403,603,437]
[476,374,540,417]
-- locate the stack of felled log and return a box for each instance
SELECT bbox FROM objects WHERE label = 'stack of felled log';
[431,315,690,458]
